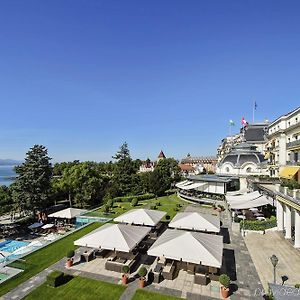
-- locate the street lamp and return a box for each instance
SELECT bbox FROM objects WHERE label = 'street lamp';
[270,254,279,284]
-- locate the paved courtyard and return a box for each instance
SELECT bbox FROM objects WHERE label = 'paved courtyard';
[245,230,300,290]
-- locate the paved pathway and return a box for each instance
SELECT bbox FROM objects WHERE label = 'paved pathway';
[245,230,300,290]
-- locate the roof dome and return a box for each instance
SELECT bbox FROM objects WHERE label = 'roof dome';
[219,141,266,167]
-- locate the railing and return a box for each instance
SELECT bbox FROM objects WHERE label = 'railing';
[286,140,300,149]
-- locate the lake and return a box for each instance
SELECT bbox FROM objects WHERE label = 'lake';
[0,165,17,186]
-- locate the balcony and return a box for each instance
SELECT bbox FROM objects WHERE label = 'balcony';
[286,140,300,150]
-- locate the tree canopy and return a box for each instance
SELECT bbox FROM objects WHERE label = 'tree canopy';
[11,145,52,214]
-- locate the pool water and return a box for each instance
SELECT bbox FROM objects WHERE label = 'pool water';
[0,272,9,281]
[0,240,29,253]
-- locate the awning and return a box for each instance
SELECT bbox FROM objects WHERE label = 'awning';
[175,181,193,188]
[226,191,261,202]
[179,182,206,190]
[279,166,300,179]
[114,209,166,226]
[169,212,220,233]
[229,195,272,209]
[147,229,223,268]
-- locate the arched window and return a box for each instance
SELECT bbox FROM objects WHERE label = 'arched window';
[225,167,230,173]
[246,167,252,173]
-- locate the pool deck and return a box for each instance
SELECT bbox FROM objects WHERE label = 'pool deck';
[0,266,23,285]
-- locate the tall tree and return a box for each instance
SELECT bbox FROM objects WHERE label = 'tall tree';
[53,162,108,208]
[11,145,52,215]
[111,142,137,196]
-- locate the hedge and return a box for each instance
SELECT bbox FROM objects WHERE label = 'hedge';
[243,218,277,231]
[112,193,155,203]
[47,271,64,287]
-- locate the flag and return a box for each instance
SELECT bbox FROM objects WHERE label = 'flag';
[229,120,235,126]
[241,117,247,126]
[254,101,258,110]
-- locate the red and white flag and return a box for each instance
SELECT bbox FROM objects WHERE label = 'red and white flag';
[241,117,247,126]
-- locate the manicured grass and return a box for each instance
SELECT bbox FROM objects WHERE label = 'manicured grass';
[132,289,182,300]
[0,222,103,297]
[84,194,187,221]
[85,202,147,218]
[24,276,126,300]
[139,194,188,220]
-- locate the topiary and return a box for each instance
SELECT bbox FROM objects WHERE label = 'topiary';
[138,266,147,278]
[122,265,130,274]
[107,199,114,208]
[103,204,110,213]
[131,198,138,207]
[219,274,230,288]
[67,250,75,259]
[165,215,170,220]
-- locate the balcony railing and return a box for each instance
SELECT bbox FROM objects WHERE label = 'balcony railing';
[287,140,300,149]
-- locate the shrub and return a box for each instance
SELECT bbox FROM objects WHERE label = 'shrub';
[131,198,138,207]
[219,274,230,288]
[243,218,277,231]
[150,205,156,210]
[295,283,300,288]
[47,271,64,287]
[66,250,75,259]
[173,207,179,212]
[165,215,170,220]
[176,203,181,208]
[156,201,161,206]
[113,193,155,203]
[107,199,114,208]
[138,266,147,278]
[103,204,110,213]
[122,265,130,274]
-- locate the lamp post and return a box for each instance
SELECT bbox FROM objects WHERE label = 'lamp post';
[270,254,279,284]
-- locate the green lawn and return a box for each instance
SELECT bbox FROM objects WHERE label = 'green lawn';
[85,202,148,218]
[132,289,182,300]
[0,222,103,297]
[84,194,188,221]
[141,194,188,221]
[24,276,126,300]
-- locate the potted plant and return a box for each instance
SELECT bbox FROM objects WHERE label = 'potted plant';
[121,265,130,285]
[66,250,75,268]
[138,266,147,288]
[219,274,231,298]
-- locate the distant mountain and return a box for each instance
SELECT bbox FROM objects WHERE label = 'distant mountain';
[0,159,22,166]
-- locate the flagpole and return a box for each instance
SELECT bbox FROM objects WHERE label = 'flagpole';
[252,99,255,124]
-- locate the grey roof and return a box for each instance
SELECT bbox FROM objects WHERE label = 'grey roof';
[219,141,267,167]
[188,174,233,183]
[243,124,268,142]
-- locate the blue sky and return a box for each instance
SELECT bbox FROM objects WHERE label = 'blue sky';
[0,1,300,162]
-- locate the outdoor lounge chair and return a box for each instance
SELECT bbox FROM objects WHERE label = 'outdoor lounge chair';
[162,261,176,280]
[194,273,209,285]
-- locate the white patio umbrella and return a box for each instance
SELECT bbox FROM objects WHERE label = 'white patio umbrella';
[148,229,223,268]
[169,212,220,233]
[48,208,87,219]
[74,223,151,252]
[114,209,166,227]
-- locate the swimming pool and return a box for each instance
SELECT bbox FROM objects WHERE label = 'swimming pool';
[0,240,29,254]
